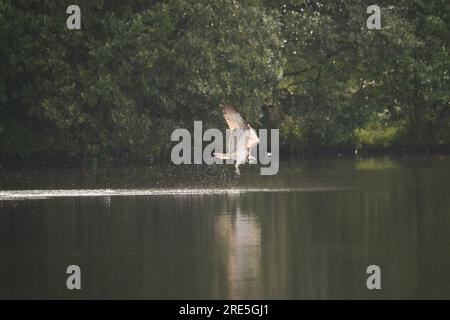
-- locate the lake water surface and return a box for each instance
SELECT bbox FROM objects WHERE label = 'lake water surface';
[0,156,449,299]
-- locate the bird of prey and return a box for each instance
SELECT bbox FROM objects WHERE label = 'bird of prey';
[214,104,261,175]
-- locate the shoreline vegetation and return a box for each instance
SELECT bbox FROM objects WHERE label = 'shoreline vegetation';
[1,1,449,168]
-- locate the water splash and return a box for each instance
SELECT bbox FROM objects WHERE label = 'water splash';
[0,187,350,200]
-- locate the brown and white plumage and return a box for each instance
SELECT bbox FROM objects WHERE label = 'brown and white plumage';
[221,104,248,130]
[214,104,260,175]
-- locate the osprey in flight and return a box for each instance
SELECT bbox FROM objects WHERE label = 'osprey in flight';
[214,104,261,175]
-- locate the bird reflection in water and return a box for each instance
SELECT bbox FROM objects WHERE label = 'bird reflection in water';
[214,196,262,299]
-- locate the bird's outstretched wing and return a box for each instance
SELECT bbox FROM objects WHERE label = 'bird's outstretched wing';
[221,104,248,130]
[220,104,248,154]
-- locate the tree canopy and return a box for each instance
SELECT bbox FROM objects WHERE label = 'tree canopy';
[0,0,449,166]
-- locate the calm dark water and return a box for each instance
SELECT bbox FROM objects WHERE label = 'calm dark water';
[0,156,449,299]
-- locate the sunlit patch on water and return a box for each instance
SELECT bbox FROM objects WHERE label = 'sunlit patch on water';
[0,187,350,200]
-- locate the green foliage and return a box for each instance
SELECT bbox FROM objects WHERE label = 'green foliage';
[0,0,282,164]
[0,0,449,166]
[272,0,450,155]
[280,115,305,153]
[355,122,401,149]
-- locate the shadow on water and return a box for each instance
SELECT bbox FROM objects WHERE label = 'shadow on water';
[0,156,449,299]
